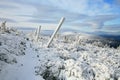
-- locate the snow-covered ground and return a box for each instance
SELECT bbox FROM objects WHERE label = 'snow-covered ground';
[0,27,120,80]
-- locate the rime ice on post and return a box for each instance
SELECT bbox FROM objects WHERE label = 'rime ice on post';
[36,26,41,42]
[46,17,65,48]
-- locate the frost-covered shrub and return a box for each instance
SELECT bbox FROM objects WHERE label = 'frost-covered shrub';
[117,45,120,50]
[35,59,65,80]
[0,42,2,46]
[0,21,7,33]
[0,27,26,65]
[114,69,120,80]
[0,53,17,64]
[0,21,21,36]
[28,32,120,80]
[0,34,26,55]
[58,50,70,60]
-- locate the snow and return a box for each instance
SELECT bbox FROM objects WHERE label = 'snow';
[78,33,105,40]
[0,27,120,80]
[62,32,75,36]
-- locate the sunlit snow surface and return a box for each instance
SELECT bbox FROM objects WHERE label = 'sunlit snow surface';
[0,30,120,80]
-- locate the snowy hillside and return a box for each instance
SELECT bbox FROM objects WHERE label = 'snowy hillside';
[0,26,120,80]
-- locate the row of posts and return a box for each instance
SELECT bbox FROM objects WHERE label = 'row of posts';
[34,17,65,48]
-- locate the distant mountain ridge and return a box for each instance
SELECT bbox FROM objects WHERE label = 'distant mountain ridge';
[18,27,120,40]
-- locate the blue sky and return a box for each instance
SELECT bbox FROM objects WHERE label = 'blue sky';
[0,0,120,34]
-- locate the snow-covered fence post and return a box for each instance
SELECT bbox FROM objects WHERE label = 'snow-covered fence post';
[36,26,41,41]
[46,17,65,48]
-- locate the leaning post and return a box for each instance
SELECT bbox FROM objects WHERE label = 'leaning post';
[46,17,65,48]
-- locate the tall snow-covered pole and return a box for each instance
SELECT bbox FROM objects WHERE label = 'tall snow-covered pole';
[46,17,65,48]
[36,26,41,41]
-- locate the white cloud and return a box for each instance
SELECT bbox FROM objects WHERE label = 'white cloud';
[44,0,112,15]
[70,14,120,31]
[0,0,120,32]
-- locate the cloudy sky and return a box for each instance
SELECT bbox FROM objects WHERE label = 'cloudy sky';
[0,0,120,34]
